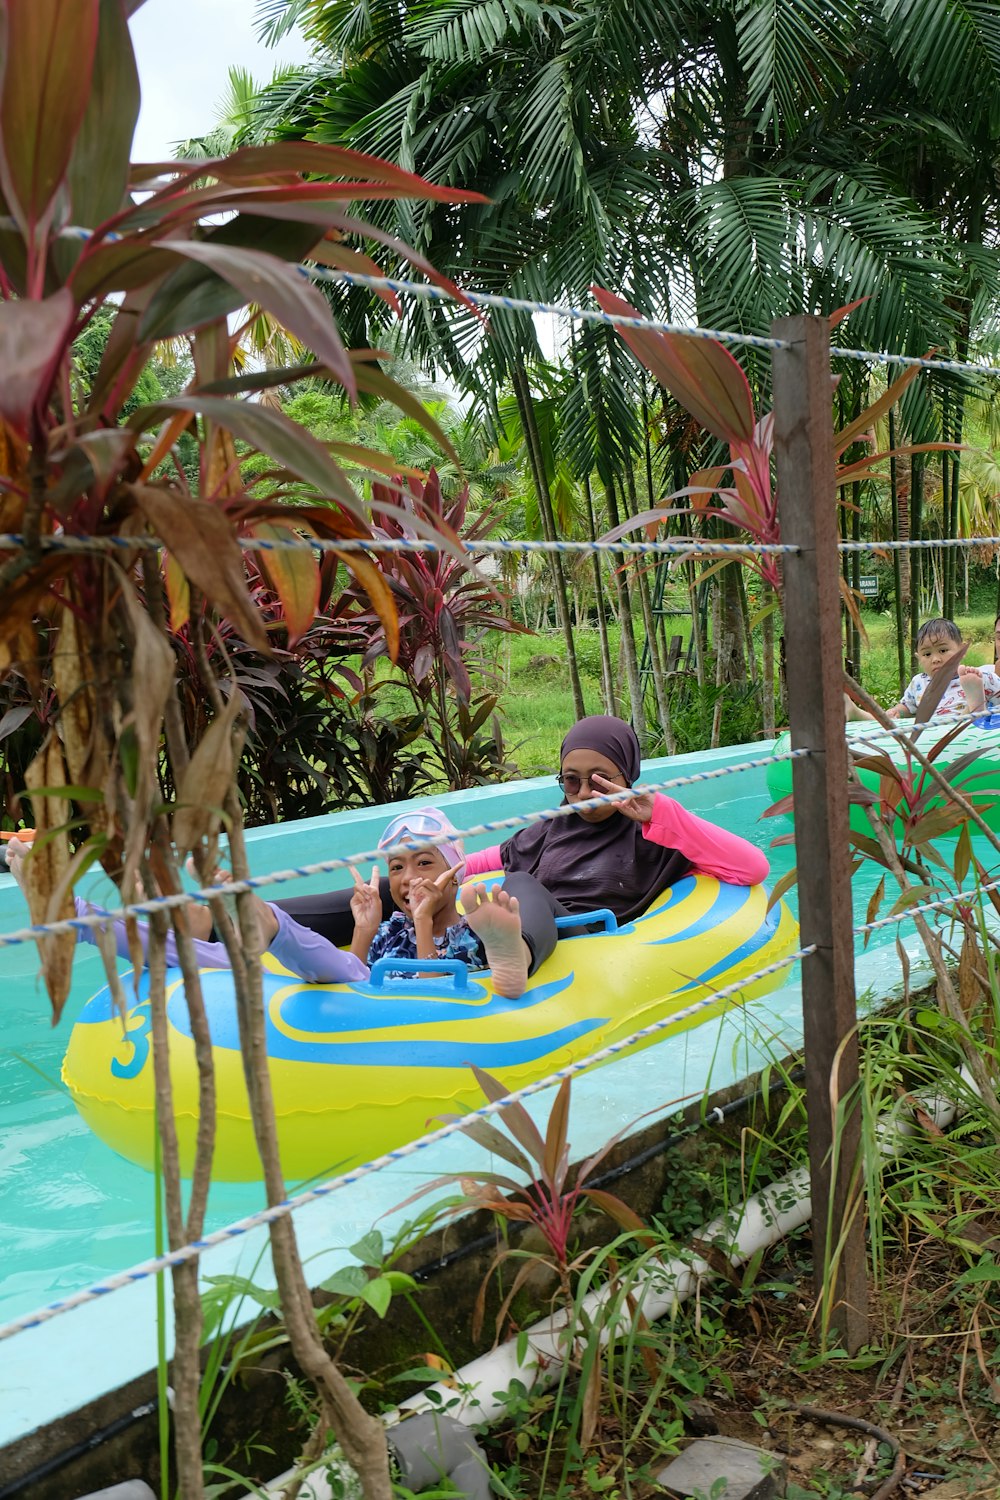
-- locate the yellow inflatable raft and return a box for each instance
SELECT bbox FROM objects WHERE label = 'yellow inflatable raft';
[63,874,798,1181]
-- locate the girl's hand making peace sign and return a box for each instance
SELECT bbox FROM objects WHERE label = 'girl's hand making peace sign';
[350,865,383,942]
[408,861,466,928]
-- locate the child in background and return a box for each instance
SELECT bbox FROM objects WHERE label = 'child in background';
[349,807,528,998]
[847,618,1000,722]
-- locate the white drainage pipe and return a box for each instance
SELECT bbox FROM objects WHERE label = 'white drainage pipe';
[255,1074,970,1498]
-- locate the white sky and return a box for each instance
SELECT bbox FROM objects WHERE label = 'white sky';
[131,0,312,161]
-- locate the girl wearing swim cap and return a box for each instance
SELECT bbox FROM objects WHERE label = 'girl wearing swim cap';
[348,807,528,998]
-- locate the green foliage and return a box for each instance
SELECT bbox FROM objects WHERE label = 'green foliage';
[659,679,765,755]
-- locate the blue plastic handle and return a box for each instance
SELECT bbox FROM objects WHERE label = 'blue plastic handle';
[553,907,619,935]
[368,956,471,992]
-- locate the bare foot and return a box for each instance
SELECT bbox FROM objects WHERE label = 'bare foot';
[461,883,530,999]
[958,663,986,712]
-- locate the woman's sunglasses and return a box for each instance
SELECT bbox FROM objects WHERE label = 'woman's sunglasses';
[556,771,626,797]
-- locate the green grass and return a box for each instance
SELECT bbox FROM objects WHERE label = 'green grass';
[490,630,616,775]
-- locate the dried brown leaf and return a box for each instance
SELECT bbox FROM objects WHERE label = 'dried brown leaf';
[958,930,987,1018]
[23,737,77,1023]
[51,600,111,797]
[579,1355,602,1453]
[172,692,244,862]
[129,485,268,650]
[116,577,176,897]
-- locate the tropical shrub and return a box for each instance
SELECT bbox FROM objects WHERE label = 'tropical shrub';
[0,4,484,1496]
[341,469,528,788]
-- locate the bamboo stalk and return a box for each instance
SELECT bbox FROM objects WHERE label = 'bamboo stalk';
[604,472,646,750]
[145,908,206,1500]
[511,360,586,719]
[888,405,907,695]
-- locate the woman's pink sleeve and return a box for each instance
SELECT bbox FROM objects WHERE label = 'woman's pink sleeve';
[464,845,504,876]
[641,794,770,885]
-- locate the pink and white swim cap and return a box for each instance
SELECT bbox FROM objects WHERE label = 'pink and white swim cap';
[376,807,464,869]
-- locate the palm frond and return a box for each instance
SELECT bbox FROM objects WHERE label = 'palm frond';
[737,0,856,138]
[884,0,1000,116]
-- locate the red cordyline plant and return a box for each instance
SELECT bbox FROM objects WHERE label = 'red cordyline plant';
[0,3,489,1496]
[402,1067,648,1344]
[341,468,528,785]
[590,287,947,598]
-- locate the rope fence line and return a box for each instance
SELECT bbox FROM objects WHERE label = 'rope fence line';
[12,219,1000,378]
[301,262,795,352]
[0,533,798,559]
[841,536,1000,552]
[839,709,1000,749]
[6,531,1000,560]
[0,940,815,1344]
[853,872,1000,939]
[0,750,810,949]
[299,263,1000,382]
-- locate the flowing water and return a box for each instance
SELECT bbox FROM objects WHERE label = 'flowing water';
[0,742,936,1446]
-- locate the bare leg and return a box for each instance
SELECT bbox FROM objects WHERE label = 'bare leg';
[844,692,876,722]
[460,883,530,999]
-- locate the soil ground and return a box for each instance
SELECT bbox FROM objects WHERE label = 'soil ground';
[479,1229,1000,1499]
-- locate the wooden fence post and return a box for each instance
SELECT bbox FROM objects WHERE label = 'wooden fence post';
[771,314,869,1353]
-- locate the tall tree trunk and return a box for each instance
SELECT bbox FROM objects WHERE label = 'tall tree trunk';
[911,453,925,653]
[642,381,656,509]
[584,474,616,714]
[605,471,646,750]
[737,566,757,683]
[761,588,776,737]
[710,577,723,748]
[851,479,862,679]
[951,383,965,617]
[941,384,953,619]
[511,359,586,719]
[888,407,908,695]
[624,462,673,745]
[718,562,745,685]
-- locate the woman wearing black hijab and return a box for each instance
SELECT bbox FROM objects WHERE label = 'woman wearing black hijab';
[460,715,770,976]
[274,715,768,984]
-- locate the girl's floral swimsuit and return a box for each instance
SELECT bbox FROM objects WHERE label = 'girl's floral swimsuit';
[366,911,486,972]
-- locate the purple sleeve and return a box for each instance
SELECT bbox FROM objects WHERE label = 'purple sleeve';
[74,900,369,983]
[74,898,235,969]
[641,794,770,885]
[268,906,369,983]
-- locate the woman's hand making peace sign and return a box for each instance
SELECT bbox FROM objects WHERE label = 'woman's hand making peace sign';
[589,771,655,824]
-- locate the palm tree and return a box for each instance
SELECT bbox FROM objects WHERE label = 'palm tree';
[174,63,303,158]
[251,0,1000,731]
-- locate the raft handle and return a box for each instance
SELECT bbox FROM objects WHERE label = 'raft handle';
[368,957,471,992]
[554,907,619,935]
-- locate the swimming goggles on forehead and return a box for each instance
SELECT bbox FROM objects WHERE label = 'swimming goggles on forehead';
[377,811,464,868]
